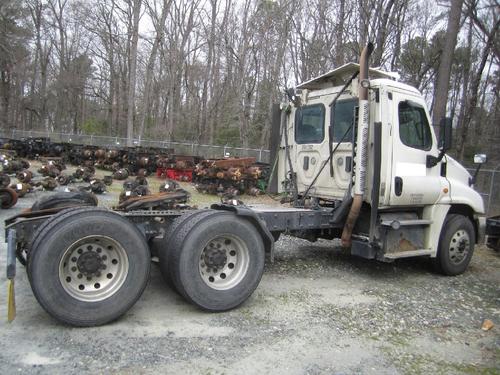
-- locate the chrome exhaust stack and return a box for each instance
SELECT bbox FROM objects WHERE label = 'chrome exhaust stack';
[341,42,374,248]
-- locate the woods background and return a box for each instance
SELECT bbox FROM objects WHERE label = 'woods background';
[0,0,498,165]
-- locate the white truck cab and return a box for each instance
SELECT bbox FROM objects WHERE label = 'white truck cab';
[277,62,486,275]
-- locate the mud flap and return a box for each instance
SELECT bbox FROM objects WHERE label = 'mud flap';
[6,229,16,322]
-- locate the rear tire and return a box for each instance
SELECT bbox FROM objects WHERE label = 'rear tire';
[28,209,150,326]
[158,209,213,291]
[433,214,475,276]
[168,211,265,311]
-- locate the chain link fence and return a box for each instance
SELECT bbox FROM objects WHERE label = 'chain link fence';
[467,168,500,216]
[0,129,271,163]
[1,129,497,215]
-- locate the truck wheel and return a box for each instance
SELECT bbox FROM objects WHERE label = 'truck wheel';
[0,187,18,209]
[158,209,213,291]
[28,209,150,326]
[433,214,475,276]
[25,207,106,270]
[169,211,265,311]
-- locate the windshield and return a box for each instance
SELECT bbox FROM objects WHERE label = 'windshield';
[295,104,325,144]
[331,98,357,143]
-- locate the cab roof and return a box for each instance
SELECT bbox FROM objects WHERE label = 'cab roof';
[297,62,399,90]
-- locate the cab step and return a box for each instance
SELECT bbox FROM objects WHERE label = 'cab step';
[384,249,433,259]
[381,219,432,228]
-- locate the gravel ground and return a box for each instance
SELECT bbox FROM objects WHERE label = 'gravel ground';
[0,164,499,374]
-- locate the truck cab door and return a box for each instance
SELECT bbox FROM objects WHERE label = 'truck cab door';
[292,98,354,199]
[389,94,447,206]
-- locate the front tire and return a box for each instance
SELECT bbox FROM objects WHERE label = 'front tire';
[28,209,150,326]
[434,214,475,276]
[168,211,265,311]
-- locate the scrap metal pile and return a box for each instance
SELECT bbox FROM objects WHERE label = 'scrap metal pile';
[194,157,268,197]
[0,136,269,210]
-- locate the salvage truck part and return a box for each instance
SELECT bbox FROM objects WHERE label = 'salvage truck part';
[4,44,487,326]
[0,187,18,209]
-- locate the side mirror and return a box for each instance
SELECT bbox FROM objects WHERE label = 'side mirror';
[427,116,453,168]
[439,117,452,151]
[473,154,487,164]
[470,154,487,186]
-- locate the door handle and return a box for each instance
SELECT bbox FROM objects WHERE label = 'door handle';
[303,156,309,171]
[395,177,403,196]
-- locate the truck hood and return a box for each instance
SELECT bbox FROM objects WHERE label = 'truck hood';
[445,155,471,185]
[445,155,485,214]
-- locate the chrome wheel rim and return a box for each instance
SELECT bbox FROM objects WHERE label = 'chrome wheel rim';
[449,229,470,265]
[58,235,129,302]
[199,235,249,290]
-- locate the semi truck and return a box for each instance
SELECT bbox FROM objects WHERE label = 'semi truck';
[4,43,486,326]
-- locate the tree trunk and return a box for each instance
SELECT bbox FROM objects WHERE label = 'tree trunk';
[138,0,170,139]
[432,0,463,127]
[126,0,141,146]
[457,17,500,160]
[335,0,345,66]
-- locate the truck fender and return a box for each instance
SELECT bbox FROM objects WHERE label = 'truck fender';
[211,203,275,262]
[423,204,450,257]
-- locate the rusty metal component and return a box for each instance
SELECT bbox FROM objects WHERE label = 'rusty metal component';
[119,183,150,204]
[10,182,31,197]
[83,149,94,159]
[156,157,171,169]
[94,149,106,159]
[2,158,26,174]
[0,172,11,187]
[37,177,58,191]
[135,176,148,186]
[16,170,33,183]
[113,168,129,180]
[56,174,74,185]
[246,187,262,196]
[0,187,18,208]
[122,180,138,191]
[136,168,148,177]
[39,158,65,170]
[212,157,256,168]
[38,164,61,178]
[137,156,151,169]
[88,179,107,194]
[175,160,193,170]
[117,191,189,211]
[105,149,120,161]
[159,179,180,192]
[73,166,95,182]
[103,175,113,186]
[194,158,268,197]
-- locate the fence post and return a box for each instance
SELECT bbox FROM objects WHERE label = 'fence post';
[487,170,495,215]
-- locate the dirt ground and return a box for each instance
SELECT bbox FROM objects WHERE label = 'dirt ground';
[0,164,499,374]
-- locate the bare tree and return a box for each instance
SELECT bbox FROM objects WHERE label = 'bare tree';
[432,0,464,126]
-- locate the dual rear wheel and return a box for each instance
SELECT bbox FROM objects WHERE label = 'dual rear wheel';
[27,208,265,326]
[159,210,266,311]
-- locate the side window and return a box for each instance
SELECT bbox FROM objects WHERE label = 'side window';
[398,101,432,150]
[331,99,357,142]
[295,104,325,144]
